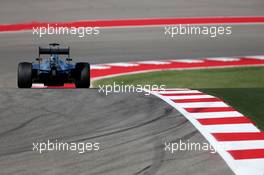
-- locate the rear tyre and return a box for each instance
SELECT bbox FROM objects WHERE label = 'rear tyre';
[74,62,90,88]
[17,62,32,88]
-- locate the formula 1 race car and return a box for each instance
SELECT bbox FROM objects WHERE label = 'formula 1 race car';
[17,43,90,88]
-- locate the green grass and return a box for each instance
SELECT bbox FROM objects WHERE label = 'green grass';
[94,66,264,88]
[94,66,264,130]
[202,88,264,130]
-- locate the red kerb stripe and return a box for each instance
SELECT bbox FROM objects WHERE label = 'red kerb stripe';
[185,107,235,113]
[173,98,221,103]
[212,132,264,141]
[198,117,252,125]
[228,149,264,160]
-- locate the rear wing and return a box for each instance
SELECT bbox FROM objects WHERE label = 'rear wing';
[39,47,70,55]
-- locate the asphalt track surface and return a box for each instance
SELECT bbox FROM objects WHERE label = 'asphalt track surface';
[0,89,233,175]
[0,0,263,23]
[0,25,264,88]
[0,0,264,175]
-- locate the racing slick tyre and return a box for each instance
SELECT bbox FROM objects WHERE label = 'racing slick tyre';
[17,62,32,88]
[74,62,90,88]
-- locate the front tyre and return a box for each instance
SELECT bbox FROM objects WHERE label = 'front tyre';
[17,62,32,88]
[74,63,90,88]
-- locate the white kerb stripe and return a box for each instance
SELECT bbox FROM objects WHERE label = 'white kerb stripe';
[217,140,264,151]
[243,55,264,60]
[232,159,264,175]
[206,57,240,62]
[158,90,201,94]
[204,124,259,133]
[105,63,139,67]
[156,88,190,91]
[90,65,111,70]
[176,102,228,108]
[137,61,171,65]
[171,59,204,63]
[32,84,46,88]
[189,111,243,119]
[166,95,214,100]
